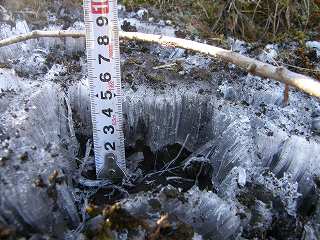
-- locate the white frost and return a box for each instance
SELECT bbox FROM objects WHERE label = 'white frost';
[306,41,320,57]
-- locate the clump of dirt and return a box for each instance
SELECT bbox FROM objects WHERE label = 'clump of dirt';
[0,225,15,240]
[102,203,147,231]
[237,181,304,239]
[84,203,195,240]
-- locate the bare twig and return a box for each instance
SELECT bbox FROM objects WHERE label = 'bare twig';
[251,0,262,22]
[0,30,320,98]
[0,30,84,47]
[153,62,177,70]
[160,134,190,175]
[281,62,320,73]
[284,84,290,106]
[142,164,184,180]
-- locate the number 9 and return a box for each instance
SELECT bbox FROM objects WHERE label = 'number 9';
[96,16,108,26]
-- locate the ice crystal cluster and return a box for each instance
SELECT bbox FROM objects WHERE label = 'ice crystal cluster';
[0,3,320,240]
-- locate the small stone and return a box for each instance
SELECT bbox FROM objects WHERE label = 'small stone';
[34,176,46,188]
[50,152,59,157]
[267,131,274,136]
[19,152,29,162]
[121,20,137,32]
[131,85,138,92]
[198,88,204,95]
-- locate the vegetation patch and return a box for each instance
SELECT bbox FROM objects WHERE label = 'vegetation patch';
[121,0,320,42]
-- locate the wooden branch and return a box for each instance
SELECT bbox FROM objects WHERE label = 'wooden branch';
[0,30,84,47]
[0,30,320,99]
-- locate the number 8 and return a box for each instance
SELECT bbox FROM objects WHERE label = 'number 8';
[97,36,109,45]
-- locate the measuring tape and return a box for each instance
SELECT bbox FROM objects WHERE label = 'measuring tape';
[83,0,126,179]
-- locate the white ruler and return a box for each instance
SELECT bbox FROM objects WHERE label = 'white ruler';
[83,0,126,179]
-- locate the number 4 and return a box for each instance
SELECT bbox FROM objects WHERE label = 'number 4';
[102,108,113,117]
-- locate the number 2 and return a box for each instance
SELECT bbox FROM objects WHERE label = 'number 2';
[105,142,115,150]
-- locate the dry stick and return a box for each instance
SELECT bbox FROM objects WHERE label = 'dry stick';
[0,30,84,46]
[283,84,290,106]
[1,30,320,98]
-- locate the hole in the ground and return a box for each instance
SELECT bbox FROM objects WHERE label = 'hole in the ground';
[130,140,213,191]
[82,137,214,205]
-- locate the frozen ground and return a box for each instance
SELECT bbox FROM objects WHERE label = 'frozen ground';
[0,2,320,240]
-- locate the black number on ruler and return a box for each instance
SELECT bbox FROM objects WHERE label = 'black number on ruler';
[103,125,115,134]
[97,36,109,45]
[100,72,111,82]
[102,108,113,117]
[98,54,110,64]
[96,16,108,26]
[105,142,116,150]
[100,91,112,100]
